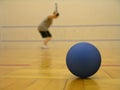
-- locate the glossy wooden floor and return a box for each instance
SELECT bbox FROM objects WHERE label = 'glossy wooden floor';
[0,41,120,90]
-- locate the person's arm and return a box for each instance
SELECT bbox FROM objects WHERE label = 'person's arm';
[48,14,56,19]
[47,12,59,19]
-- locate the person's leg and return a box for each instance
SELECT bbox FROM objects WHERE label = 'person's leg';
[41,31,52,48]
[43,37,52,46]
[41,37,52,48]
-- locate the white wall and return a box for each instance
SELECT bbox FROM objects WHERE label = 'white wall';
[0,0,120,46]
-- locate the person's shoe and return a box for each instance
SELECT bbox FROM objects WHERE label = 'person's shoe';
[41,45,49,49]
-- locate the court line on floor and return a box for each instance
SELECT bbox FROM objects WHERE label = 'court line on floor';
[1,39,120,42]
[0,64,119,67]
[102,64,120,67]
[0,64,30,66]
[1,24,120,28]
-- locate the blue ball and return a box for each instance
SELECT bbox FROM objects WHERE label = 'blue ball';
[66,42,101,78]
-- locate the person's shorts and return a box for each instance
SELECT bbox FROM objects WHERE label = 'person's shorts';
[39,31,52,38]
